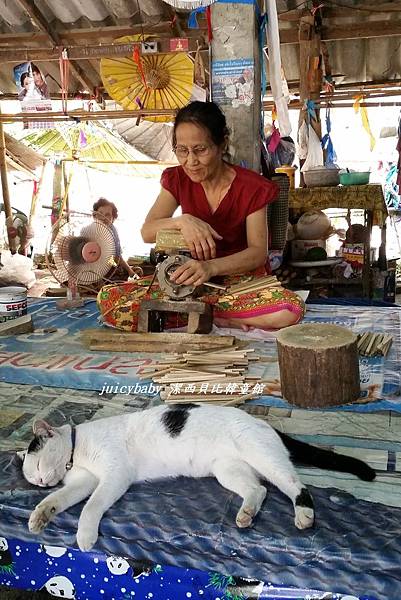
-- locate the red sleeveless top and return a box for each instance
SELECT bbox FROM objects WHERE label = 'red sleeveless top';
[160,164,278,258]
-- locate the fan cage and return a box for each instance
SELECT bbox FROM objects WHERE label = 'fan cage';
[46,212,119,290]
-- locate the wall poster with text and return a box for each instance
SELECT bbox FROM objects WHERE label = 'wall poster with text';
[13,62,53,129]
[211,58,254,107]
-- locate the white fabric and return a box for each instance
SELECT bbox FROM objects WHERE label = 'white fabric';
[301,125,324,172]
[265,0,291,137]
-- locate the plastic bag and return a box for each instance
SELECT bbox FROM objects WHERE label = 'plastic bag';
[263,136,295,178]
[0,250,36,289]
[297,121,309,160]
[301,125,324,172]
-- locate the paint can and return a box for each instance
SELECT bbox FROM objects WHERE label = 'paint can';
[0,286,28,323]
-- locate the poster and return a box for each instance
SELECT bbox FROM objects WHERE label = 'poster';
[13,62,52,129]
[211,58,254,107]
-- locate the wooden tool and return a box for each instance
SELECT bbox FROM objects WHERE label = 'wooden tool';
[137,298,213,334]
[81,329,235,353]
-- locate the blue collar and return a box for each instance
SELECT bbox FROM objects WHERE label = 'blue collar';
[66,427,76,471]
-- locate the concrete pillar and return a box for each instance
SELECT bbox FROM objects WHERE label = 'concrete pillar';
[210,1,261,171]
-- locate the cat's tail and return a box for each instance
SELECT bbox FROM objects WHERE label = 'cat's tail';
[276,431,376,481]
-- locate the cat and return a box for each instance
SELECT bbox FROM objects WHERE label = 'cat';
[18,403,375,552]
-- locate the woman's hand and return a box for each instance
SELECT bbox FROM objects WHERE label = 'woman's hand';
[170,259,215,287]
[179,214,222,261]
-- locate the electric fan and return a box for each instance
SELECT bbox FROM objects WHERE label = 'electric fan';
[46,211,118,308]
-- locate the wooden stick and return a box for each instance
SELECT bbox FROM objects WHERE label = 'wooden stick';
[82,329,235,346]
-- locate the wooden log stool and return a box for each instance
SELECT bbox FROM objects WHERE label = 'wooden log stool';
[276,323,360,408]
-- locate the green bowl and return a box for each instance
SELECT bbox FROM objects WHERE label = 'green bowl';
[339,171,370,186]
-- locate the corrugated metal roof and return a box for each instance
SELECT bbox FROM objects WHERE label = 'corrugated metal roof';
[1,0,400,94]
[0,0,163,32]
[0,0,400,163]
[278,0,401,85]
[5,132,44,178]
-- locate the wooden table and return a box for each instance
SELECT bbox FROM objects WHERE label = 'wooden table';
[289,184,388,297]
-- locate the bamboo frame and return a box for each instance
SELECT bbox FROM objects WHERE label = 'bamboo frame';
[1,96,400,126]
[0,106,16,253]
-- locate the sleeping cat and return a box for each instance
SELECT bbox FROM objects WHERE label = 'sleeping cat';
[18,403,375,552]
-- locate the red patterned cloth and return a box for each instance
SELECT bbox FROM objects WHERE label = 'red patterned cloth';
[97,270,305,332]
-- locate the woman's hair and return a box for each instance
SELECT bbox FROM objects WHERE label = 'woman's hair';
[172,101,230,148]
[93,197,118,219]
[31,63,41,76]
[20,72,30,87]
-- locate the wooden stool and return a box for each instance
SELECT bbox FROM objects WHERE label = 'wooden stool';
[138,299,213,334]
[276,323,360,408]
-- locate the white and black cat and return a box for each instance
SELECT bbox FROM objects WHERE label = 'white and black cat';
[18,403,375,552]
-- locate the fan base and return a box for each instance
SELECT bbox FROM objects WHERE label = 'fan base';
[56,297,85,310]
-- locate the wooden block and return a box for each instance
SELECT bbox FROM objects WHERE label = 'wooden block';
[0,314,33,336]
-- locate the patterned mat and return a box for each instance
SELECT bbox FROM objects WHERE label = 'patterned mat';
[0,383,399,597]
[0,300,400,413]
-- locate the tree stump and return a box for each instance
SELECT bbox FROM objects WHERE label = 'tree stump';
[276,323,360,408]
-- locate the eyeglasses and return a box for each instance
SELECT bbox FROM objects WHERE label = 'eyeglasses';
[173,144,214,161]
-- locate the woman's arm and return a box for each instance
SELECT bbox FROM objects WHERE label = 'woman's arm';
[141,188,222,260]
[141,188,181,243]
[171,207,268,286]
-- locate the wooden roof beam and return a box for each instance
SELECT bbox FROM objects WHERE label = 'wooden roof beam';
[0,23,206,47]
[0,39,206,63]
[280,20,401,44]
[279,2,401,21]
[280,19,401,44]
[15,0,97,93]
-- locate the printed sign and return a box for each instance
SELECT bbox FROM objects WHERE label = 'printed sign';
[13,61,52,129]
[169,38,189,52]
[212,58,254,107]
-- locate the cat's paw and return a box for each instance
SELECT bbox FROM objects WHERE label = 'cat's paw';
[294,506,314,530]
[76,526,98,552]
[236,487,267,528]
[29,501,57,533]
[236,506,255,528]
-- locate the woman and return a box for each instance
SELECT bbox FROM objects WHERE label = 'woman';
[98,101,304,331]
[18,72,32,101]
[93,198,135,279]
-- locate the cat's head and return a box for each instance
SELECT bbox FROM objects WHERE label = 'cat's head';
[18,420,71,488]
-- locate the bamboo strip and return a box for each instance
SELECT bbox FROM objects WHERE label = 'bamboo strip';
[228,275,278,292]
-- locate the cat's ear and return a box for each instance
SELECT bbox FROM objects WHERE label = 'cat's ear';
[16,450,26,461]
[33,419,55,438]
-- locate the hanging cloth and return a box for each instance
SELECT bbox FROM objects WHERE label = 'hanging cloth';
[132,46,148,90]
[396,113,401,192]
[267,120,281,153]
[194,43,206,88]
[265,0,291,136]
[353,95,376,151]
[321,107,337,166]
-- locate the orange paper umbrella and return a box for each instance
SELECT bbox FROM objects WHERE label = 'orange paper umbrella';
[100,36,194,123]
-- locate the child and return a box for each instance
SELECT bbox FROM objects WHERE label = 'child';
[93,198,135,280]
